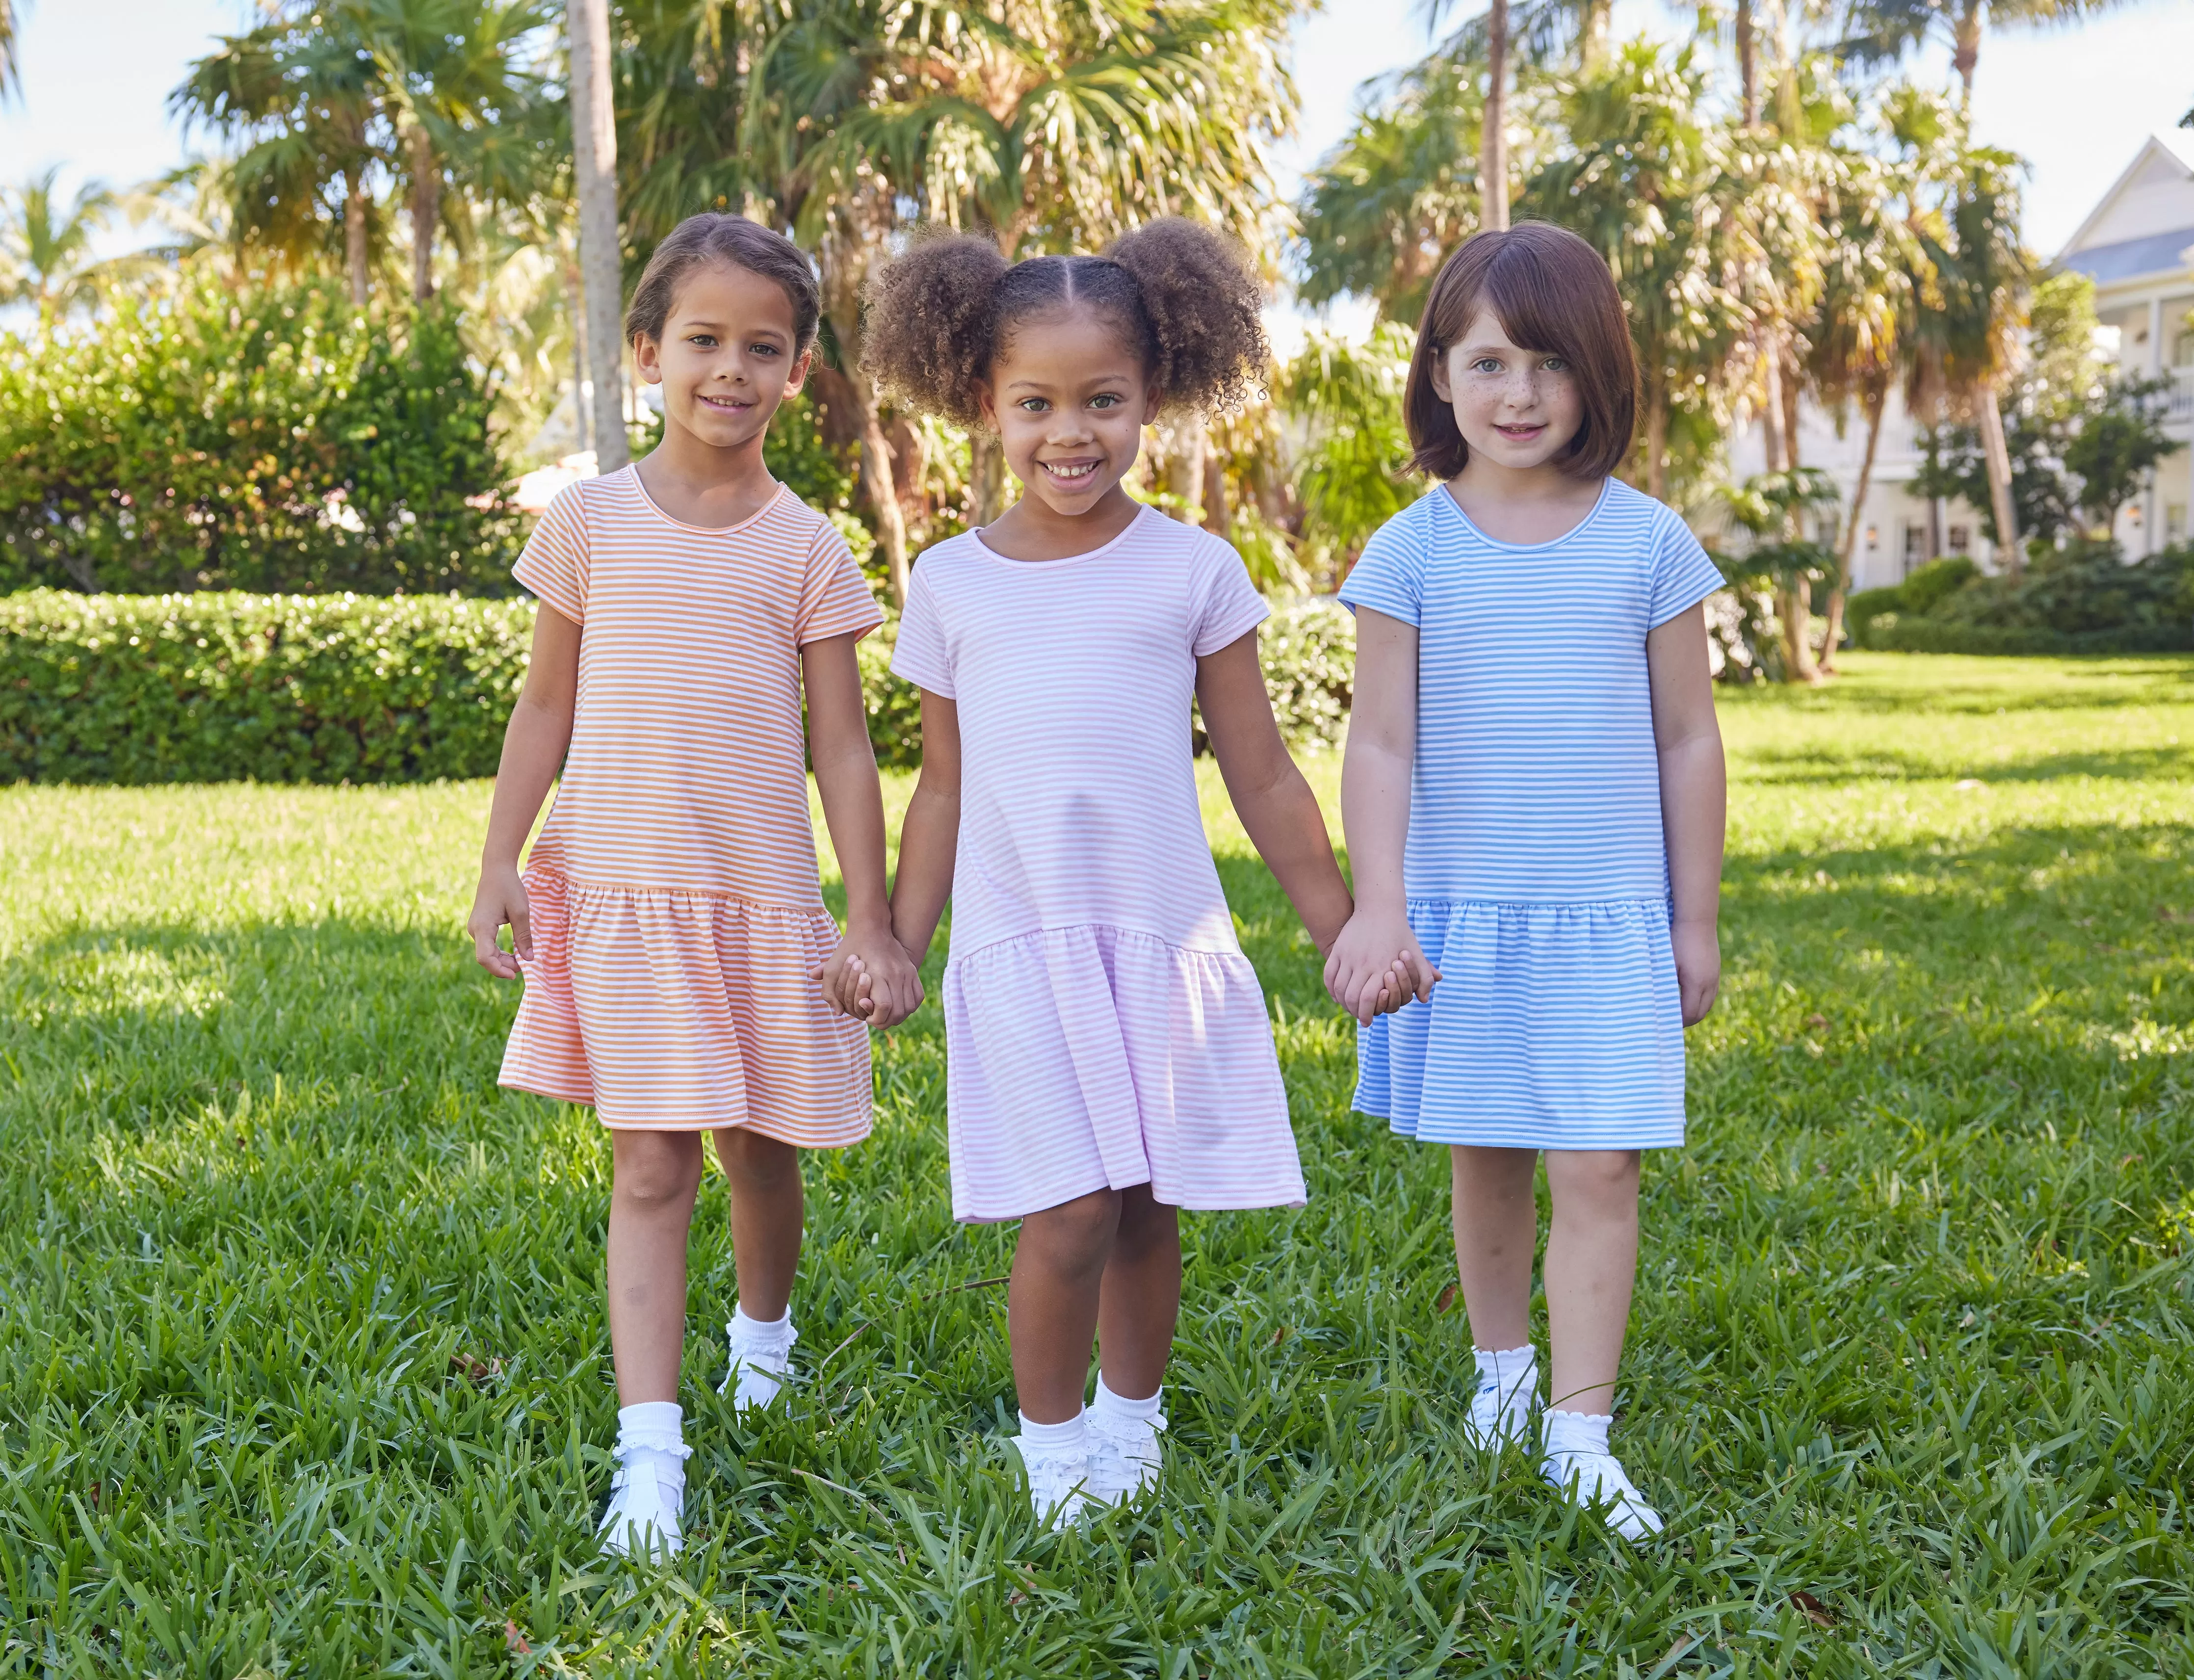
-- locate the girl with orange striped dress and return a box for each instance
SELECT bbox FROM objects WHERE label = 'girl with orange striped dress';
[466,214,921,1560]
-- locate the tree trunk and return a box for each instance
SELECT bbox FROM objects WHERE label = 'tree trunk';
[1953,0,1982,102]
[1644,378,1669,501]
[1781,574,1820,683]
[1578,0,1610,72]
[345,170,370,306]
[1736,0,1759,127]
[1480,0,1510,232]
[1824,386,1884,670]
[1162,421,1205,524]
[969,434,1007,525]
[1974,378,2021,578]
[1780,349,1802,470]
[1202,443,1232,539]
[409,127,441,303]
[1760,336,1785,473]
[568,0,628,472]
[565,254,592,456]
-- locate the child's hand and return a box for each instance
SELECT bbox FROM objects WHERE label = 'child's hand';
[816,924,926,1029]
[1323,910,1440,1026]
[1672,918,1720,1025]
[468,863,531,979]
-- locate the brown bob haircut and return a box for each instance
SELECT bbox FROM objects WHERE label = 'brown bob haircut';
[1402,221,1638,481]
[624,213,821,355]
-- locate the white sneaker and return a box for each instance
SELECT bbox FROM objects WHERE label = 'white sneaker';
[1012,1438,1094,1530]
[1541,1449,1665,1541]
[1085,1408,1166,1507]
[719,1320,794,1413]
[598,1459,685,1559]
[1463,1363,1538,1450]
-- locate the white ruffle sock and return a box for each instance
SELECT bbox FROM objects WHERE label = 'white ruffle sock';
[1013,1409,1093,1529]
[1465,1344,1539,1449]
[1086,1375,1167,1505]
[599,1400,692,1559]
[1541,1408,1664,1541]
[720,1303,797,1412]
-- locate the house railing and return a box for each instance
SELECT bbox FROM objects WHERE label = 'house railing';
[2169,366,2194,424]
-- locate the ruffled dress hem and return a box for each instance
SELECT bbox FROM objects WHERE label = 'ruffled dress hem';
[498,867,872,1146]
[940,922,1306,1223]
[1353,896,1687,1151]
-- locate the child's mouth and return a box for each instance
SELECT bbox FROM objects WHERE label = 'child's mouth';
[1039,458,1102,486]
[698,394,753,415]
[1494,423,1546,441]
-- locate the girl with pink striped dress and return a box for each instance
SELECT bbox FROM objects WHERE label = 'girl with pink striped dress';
[838,220,1404,1528]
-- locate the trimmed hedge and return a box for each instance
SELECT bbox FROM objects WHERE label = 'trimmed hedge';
[1869,617,2194,656]
[3,589,1357,785]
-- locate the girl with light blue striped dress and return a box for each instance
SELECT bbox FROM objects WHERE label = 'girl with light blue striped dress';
[1324,223,1727,1541]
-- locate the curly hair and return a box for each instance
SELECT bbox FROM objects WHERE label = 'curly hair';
[860,218,1267,426]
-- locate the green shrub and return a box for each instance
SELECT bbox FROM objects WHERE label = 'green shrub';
[1846,555,1981,649]
[2,589,1360,786]
[1871,619,2193,656]
[0,281,520,596]
[1932,538,2188,637]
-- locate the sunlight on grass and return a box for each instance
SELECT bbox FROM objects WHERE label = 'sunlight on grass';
[1,653,2191,1674]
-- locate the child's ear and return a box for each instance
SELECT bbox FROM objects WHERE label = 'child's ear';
[633,333,663,385]
[1140,385,1163,425]
[1428,346,1453,404]
[784,346,813,398]
[976,382,999,431]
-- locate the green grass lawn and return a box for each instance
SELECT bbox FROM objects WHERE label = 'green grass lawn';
[3,651,2192,1678]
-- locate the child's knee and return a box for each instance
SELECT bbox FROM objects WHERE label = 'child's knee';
[612,1130,705,1208]
[1546,1149,1641,1207]
[1021,1187,1121,1269]
[713,1125,799,1189]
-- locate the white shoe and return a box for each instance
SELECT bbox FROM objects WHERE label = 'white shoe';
[1012,1438,1094,1530]
[1085,1408,1165,1507]
[1463,1364,1538,1451]
[1541,1449,1665,1541]
[719,1320,794,1413]
[598,1459,685,1559]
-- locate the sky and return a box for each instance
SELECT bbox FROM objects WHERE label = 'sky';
[3,0,2190,277]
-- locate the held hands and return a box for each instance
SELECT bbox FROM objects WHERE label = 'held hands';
[1323,909,1441,1026]
[1672,917,1721,1026]
[815,919,926,1029]
[468,861,532,979]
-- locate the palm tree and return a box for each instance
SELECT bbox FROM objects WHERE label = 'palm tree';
[0,168,126,317]
[1719,466,1843,681]
[567,0,627,469]
[0,0,24,103]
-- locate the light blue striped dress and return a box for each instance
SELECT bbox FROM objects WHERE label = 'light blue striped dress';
[1336,478,1724,1151]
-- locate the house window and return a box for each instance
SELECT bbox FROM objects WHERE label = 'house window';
[1947,524,1971,554]
[2168,502,2188,545]
[1902,523,1928,575]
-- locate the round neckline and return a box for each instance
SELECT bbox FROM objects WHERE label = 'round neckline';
[627,462,787,535]
[967,502,1153,568]
[1437,476,1612,552]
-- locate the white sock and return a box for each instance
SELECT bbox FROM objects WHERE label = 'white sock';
[1018,1409,1088,1457]
[730,1304,795,1357]
[1092,1376,1163,1425]
[1543,1409,1613,1457]
[1473,1344,1537,1397]
[615,1400,690,1481]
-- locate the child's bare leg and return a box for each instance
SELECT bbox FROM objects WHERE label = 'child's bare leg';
[1096,1185,1179,1399]
[606,1129,705,1404]
[1009,1187,1122,1423]
[712,1126,803,1319]
[1449,1145,1539,1349]
[1541,1149,1641,1416]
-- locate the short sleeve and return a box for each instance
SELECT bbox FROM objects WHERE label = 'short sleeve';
[888,563,954,698]
[1192,538,1271,657]
[1647,507,1725,628]
[513,484,589,623]
[797,518,887,646]
[1336,506,1426,626]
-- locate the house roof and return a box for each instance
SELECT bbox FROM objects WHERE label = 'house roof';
[2059,131,2194,273]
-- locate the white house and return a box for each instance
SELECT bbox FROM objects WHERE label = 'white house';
[1725,128,2194,589]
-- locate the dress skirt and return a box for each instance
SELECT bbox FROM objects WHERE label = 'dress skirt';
[1353,897,1688,1150]
[941,923,1307,1223]
[498,867,873,1145]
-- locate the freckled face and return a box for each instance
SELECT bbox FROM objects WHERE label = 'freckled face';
[1431,310,1585,474]
[981,308,1161,518]
[633,262,810,451]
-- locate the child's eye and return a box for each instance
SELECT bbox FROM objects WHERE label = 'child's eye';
[1089,394,1123,408]
[1471,358,1502,374]
[751,342,779,357]
[689,334,718,348]
[1542,357,1569,372]
[1018,397,1051,413]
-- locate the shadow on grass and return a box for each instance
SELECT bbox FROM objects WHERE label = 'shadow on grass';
[1715,654,2194,716]
[1735,744,2194,786]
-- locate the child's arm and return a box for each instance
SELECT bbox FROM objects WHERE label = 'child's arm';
[468,603,581,977]
[1195,630,1358,957]
[888,689,961,965]
[1646,604,1726,1025]
[806,631,924,1028]
[1325,607,1440,1024]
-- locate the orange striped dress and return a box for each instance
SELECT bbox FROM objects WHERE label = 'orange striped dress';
[497,466,885,1143]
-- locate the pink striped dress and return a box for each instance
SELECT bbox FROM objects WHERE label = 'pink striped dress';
[498,467,884,1143]
[891,506,1307,1223]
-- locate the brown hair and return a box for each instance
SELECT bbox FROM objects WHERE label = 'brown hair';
[624,213,821,354]
[860,218,1268,426]
[1403,222,1637,480]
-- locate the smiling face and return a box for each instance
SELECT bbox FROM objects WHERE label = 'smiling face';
[980,307,1160,520]
[1430,309,1585,477]
[632,261,810,454]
